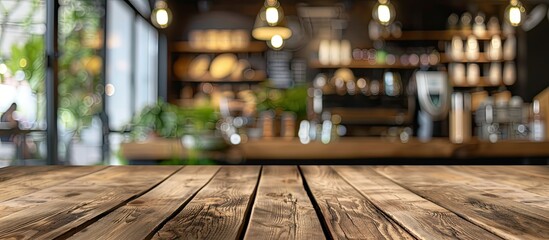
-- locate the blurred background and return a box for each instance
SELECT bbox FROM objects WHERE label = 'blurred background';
[0,0,547,166]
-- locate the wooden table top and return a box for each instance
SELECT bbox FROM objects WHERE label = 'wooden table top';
[120,138,549,160]
[0,165,547,239]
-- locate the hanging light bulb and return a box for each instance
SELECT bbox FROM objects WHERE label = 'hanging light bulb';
[151,0,172,29]
[265,6,279,25]
[372,0,396,26]
[252,0,292,40]
[505,0,526,27]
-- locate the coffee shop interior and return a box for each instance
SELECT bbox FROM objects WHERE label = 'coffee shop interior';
[0,0,548,166]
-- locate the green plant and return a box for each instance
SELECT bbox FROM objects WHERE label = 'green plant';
[130,100,218,140]
[256,85,308,119]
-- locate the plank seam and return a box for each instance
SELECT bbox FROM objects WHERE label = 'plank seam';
[332,166,421,240]
[145,166,223,240]
[239,166,263,240]
[54,166,185,240]
[297,165,333,240]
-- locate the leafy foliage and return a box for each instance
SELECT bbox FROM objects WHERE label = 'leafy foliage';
[255,85,308,119]
[130,100,219,140]
[57,0,103,133]
[5,36,45,93]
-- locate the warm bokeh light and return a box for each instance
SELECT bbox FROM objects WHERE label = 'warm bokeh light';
[105,83,115,96]
[270,34,283,49]
[505,0,525,27]
[156,9,169,26]
[373,0,395,26]
[509,6,522,26]
[377,5,391,23]
[265,7,279,25]
[151,1,172,29]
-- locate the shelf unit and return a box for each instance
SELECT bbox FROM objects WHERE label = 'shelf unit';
[169,40,268,109]
[308,60,419,69]
[451,77,506,88]
[383,29,509,41]
[439,53,505,63]
[172,41,267,53]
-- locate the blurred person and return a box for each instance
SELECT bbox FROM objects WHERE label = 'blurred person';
[1,103,19,142]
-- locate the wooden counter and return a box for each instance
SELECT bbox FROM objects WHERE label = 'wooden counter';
[120,137,549,161]
[0,165,547,239]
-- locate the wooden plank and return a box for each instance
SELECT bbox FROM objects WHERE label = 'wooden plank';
[376,166,549,240]
[153,166,261,240]
[419,166,549,210]
[0,166,66,182]
[0,166,179,239]
[244,166,325,240]
[454,166,549,198]
[69,166,220,239]
[333,166,500,240]
[300,166,414,240]
[0,166,107,202]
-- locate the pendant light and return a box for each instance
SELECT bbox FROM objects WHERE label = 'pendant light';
[151,0,172,29]
[505,0,526,27]
[252,0,292,42]
[372,0,396,26]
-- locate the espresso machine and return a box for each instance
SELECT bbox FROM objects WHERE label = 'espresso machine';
[415,71,451,141]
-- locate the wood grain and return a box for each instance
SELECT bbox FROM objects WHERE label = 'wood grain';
[0,166,106,202]
[0,166,179,239]
[410,166,549,210]
[333,166,501,240]
[454,166,549,199]
[153,166,261,240]
[0,166,63,182]
[300,166,414,240]
[376,166,549,240]
[70,166,220,239]
[244,166,325,240]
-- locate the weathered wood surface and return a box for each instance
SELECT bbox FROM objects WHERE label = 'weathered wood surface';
[300,166,414,239]
[333,166,501,240]
[0,165,547,239]
[244,166,325,240]
[0,166,106,202]
[0,166,180,239]
[153,166,261,240]
[70,166,220,239]
[375,166,549,240]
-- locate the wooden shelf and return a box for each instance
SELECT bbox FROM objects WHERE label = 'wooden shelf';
[179,78,265,84]
[309,60,418,69]
[451,77,507,88]
[178,71,266,84]
[172,41,267,53]
[384,30,509,41]
[440,53,507,63]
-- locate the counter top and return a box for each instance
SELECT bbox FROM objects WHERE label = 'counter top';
[120,137,549,161]
[0,165,547,239]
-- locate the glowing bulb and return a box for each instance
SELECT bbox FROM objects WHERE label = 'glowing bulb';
[372,0,395,26]
[377,5,391,23]
[266,7,279,24]
[509,7,521,26]
[270,34,283,49]
[505,0,525,27]
[156,9,169,26]
[151,1,171,28]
